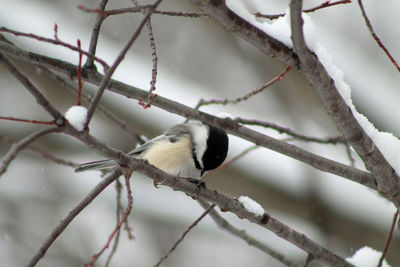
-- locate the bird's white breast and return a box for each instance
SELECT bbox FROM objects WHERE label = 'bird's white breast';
[138,136,201,179]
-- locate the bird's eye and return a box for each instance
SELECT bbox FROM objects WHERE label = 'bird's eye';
[169,137,178,143]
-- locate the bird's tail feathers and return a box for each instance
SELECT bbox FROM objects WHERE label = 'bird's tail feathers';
[75,159,117,173]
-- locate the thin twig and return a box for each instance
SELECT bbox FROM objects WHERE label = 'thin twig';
[0,116,55,125]
[84,0,109,69]
[26,169,122,267]
[304,0,352,13]
[197,200,299,267]
[378,210,399,267]
[0,133,78,168]
[85,176,134,267]
[77,39,83,105]
[78,5,208,19]
[84,0,162,128]
[357,0,400,72]
[0,127,62,177]
[196,65,291,108]
[255,0,351,20]
[0,27,109,71]
[235,117,346,144]
[105,179,123,267]
[143,18,158,109]
[132,0,159,109]
[154,204,216,267]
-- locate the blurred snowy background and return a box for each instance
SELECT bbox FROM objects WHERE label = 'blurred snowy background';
[0,0,399,266]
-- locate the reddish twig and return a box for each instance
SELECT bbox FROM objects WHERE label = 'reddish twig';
[378,210,399,266]
[357,0,400,72]
[154,204,216,267]
[197,65,291,108]
[0,26,109,71]
[77,39,83,105]
[143,18,158,109]
[0,116,55,125]
[255,0,351,20]
[132,0,158,109]
[84,176,134,267]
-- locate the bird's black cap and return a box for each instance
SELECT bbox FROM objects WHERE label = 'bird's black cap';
[202,124,229,171]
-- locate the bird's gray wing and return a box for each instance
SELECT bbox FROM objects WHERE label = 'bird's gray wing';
[126,134,165,156]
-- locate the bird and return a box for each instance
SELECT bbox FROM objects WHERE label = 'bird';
[75,120,229,181]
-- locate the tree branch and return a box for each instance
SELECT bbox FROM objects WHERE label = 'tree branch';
[235,117,346,144]
[84,0,109,69]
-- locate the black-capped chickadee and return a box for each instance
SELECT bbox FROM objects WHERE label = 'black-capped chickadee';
[75,120,229,180]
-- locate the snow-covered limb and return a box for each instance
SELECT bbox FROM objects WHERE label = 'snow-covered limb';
[288,0,400,205]
[193,0,400,207]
